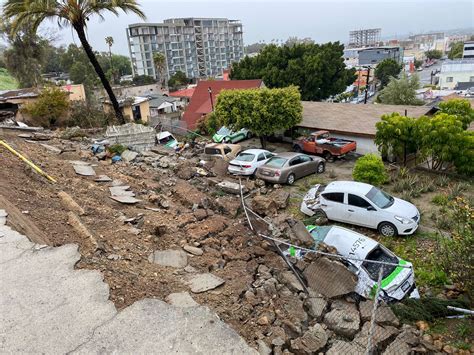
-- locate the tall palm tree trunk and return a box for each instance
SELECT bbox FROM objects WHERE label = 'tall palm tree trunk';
[74,24,125,124]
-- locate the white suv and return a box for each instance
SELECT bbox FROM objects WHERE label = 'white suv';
[300,181,420,237]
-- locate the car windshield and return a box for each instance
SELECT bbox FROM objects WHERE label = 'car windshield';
[366,187,394,208]
[362,246,399,281]
[204,147,221,155]
[265,157,287,168]
[217,127,231,135]
[235,153,255,162]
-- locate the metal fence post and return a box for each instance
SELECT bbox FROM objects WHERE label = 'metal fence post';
[366,265,384,355]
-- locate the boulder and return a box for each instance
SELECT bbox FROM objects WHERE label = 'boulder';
[121,149,138,162]
[354,322,399,351]
[290,324,328,354]
[304,296,327,319]
[268,189,290,209]
[326,340,365,355]
[323,300,360,338]
[251,195,278,216]
[278,271,304,293]
[290,220,314,248]
[359,300,400,327]
[303,257,358,298]
[148,249,188,268]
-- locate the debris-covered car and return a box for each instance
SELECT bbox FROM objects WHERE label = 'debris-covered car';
[212,126,251,143]
[157,131,178,149]
[300,181,420,237]
[306,225,420,301]
[203,143,242,162]
[255,152,325,185]
[228,149,275,176]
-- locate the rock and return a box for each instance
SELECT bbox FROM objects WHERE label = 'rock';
[384,327,420,355]
[121,149,138,162]
[290,220,314,248]
[268,189,290,209]
[107,254,121,261]
[327,340,365,355]
[186,273,225,293]
[323,300,360,339]
[304,296,327,319]
[165,292,199,308]
[304,257,358,298]
[183,245,204,256]
[216,180,246,195]
[257,340,271,355]
[193,209,208,221]
[214,197,241,217]
[359,300,400,327]
[251,195,278,216]
[278,271,304,293]
[184,265,197,273]
[290,324,328,353]
[443,345,455,354]
[159,199,170,209]
[257,316,269,326]
[148,250,188,268]
[282,296,307,326]
[271,337,285,347]
[159,158,172,168]
[354,322,399,351]
[415,320,429,332]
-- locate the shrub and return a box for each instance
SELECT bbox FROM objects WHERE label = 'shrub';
[352,154,387,186]
[23,86,70,127]
[432,194,449,206]
[108,144,126,155]
[67,101,116,128]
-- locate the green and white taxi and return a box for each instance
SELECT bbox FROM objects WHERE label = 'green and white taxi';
[212,126,251,144]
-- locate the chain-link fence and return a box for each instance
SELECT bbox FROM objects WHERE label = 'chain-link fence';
[238,179,440,354]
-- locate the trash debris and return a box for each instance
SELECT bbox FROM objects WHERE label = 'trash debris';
[111,155,122,163]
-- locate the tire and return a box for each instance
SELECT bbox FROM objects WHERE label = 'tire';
[286,173,296,185]
[323,151,335,162]
[312,209,328,225]
[316,162,325,174]
[223,137,231,144]
[293,145,302,153]
[378,222,398,237]
[246,132,253,139]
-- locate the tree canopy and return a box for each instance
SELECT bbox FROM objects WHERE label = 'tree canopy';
[212,86,302,147]
[168,71,189,90]
[376,73,424,106]
[230,42,356,101]
[448,42,464,60]
[425,49,443,60]
[437,98,474,129]
[374,58,402,88]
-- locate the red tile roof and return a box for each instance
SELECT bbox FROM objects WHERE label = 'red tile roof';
[169,87,196,98]
[182,79,263,129]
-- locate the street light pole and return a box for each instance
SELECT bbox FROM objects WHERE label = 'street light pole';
[208,87,214,111]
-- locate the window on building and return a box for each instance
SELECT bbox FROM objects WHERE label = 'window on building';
[446,77,454,83]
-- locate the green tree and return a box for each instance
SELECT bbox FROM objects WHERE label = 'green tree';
[414,59,423,69]
[152,52,167,88]
[352,154,388,186]
[448,41,464,60]
[375,113,421,165]
[213,86,302,148]
[231,42,356,101]
[23,86,70,127]
[425,49,443,60]
[374,58,402,88]
[132,75,155,86]
[437,98,474,129]
[3,0,146,124]
[377,73,424,106]
[168,71,189,89]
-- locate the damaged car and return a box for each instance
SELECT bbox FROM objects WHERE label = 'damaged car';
[300,181,420,237]
[306,224,420,301]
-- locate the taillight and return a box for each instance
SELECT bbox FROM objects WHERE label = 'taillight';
[242,165,251,168]
[275,170,281,176]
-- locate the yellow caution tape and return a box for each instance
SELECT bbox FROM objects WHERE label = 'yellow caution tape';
[0,140,57,183]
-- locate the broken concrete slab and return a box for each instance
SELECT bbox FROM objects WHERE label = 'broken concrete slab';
[121,149,138,163]
[278,270,304,293]
[323,300,361,339]
[109,186,135,197]
[183,245,204,256]
[72,164,96,176]
[109,195,141,204]
[290,220,315,248]
[39,143,62,154]
[187,273,225,293]
[290,323,328,353]
[304,257,358,298]
[105,123,155,152]
[94,175,112,182]
[216,180,247,195]
[304,296,328,319]
[359,300,400,327]
[68,160,90,166]
[148,249,188,268]
[326,340,365,355]
[166,292,199,308]
[354,322,399,351]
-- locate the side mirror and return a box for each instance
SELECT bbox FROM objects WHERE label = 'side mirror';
[367,206,376,211]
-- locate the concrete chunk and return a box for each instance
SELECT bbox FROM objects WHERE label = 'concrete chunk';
[148,249,188,268]
[166,292,199,307]
[121,149,138,163]
[72,164,96,176]
[187,273,225,293]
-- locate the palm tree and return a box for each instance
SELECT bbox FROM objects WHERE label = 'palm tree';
[3,0,146,124]
[152,52,167,89]
[105,36,116,83]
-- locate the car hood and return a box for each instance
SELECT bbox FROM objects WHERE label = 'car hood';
[385,197,419,219]
[212,134,225,143]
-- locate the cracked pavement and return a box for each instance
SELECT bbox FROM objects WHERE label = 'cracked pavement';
[0,221,256,354]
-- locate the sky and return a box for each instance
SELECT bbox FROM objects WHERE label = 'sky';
[39,0,474,55]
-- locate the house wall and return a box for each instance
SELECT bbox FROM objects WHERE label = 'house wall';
[62,84,86,101]
[439,72,474,89]
[331,133,379,156]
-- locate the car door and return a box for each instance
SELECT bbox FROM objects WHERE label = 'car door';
[302,136,316,154]
[345,193,378,228]
[298,154,314,176]
[254,152,267,171]
[320,192,346,221]
[288,156,303,178]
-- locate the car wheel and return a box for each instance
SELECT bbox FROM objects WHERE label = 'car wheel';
[323,151,334,162]
[293,145,302,153]
[246,132,252,139]
[378,222,398,237]
[223,138,230,143]
[312,209,328,225]
[316,162,325,174]
[286,173,296,185]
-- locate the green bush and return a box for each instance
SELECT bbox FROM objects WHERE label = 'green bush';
[108,144,126,155]
[23,86,70,127]
[352,154,388,186]
[67,101,116,128]
[432,194,449,206]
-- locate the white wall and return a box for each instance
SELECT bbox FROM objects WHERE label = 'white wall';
[331,133,379,156]
[439,72,474,89]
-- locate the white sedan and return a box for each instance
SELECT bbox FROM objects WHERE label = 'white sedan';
[301,181,420,237]
[228,149,275,176]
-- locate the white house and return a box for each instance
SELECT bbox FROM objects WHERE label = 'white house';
[438,59,474,90]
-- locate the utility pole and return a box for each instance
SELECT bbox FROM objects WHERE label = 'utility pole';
[208,87,214,111]
[364,66,371,104]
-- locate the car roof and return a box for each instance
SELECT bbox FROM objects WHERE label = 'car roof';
[324,181,374,195]
[309,225,379,263]
[205,143,241,148]
[275,152,305,159]
[157,131,174,139]
[239,149,269,155]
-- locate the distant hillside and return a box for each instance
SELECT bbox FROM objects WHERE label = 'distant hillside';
[0,68,17,90]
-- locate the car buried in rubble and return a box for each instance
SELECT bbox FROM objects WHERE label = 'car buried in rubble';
[304,225,420,301]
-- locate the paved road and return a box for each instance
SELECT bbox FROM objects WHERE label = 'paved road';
[0,213,256,354]
[417,62,442,85]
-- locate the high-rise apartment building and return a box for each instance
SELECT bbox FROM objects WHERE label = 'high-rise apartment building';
[127,18,244,80]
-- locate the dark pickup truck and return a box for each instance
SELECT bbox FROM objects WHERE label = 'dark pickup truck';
[292,130,357,161]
